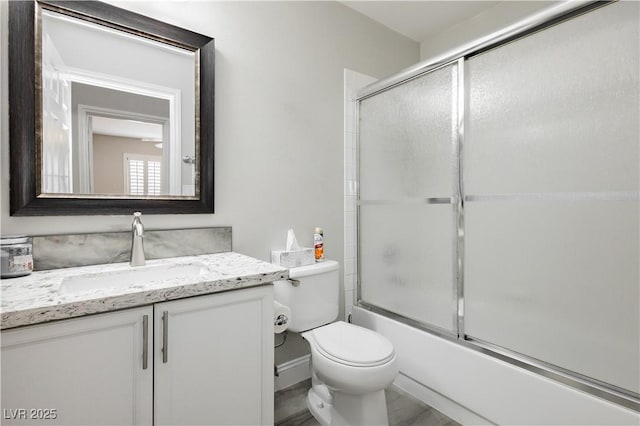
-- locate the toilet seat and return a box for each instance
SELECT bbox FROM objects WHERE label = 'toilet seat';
[312,322,395,367]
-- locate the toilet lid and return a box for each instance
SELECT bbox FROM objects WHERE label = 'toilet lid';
[313,322,395,367]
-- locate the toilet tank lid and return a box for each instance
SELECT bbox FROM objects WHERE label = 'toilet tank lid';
[289,260,339,278]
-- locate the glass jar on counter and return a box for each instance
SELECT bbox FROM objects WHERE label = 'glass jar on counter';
[1,236,33,278]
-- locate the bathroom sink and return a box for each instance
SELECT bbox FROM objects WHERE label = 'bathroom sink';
[60,263,205,295]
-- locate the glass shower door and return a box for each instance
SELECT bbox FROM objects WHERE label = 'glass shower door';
[355,0,639,406]
[463,1,639,394]
[358,62,459,334]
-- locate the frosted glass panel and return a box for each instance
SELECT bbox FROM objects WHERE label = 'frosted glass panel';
[465,1,639,194]
[356,0,639,398]
[465,201,640,393]
[359,204,455,332]
[359,64,457,200]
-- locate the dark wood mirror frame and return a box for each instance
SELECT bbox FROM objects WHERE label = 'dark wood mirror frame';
[9,0,214,215]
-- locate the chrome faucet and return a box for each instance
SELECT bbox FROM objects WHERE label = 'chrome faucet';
[130,212,146,267]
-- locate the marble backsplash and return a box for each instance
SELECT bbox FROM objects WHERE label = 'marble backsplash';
[33,227,232,271]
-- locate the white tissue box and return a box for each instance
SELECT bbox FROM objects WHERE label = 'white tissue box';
[271,248,315,268]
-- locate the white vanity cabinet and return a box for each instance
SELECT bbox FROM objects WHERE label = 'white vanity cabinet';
[1,285,274,426]
[154,285,274,425]
[1,306,153,425]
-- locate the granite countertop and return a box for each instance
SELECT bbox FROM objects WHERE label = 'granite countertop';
[1,252,288,330]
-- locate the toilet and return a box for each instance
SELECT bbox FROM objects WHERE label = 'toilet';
[274,260,398,426]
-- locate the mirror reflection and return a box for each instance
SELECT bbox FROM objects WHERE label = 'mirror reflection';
[41,8,197,197]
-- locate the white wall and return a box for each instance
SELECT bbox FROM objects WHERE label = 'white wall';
[0,1,418,363]
[420,1,557,61]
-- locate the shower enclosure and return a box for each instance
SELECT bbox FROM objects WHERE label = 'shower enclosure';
[355,0,639,410]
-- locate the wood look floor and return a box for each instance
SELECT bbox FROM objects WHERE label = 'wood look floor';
[275,379,461,426]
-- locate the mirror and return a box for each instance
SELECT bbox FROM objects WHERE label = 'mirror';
[9,0,215,215]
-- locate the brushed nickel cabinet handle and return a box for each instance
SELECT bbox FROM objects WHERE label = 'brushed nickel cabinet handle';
[142,315,149,370]
[162,311,169,363]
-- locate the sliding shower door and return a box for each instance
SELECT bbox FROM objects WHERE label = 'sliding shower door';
[358,62,459,334]
[463,1,639,395]
[357,0,639,400]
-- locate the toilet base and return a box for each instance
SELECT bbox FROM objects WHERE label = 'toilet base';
[307,386,389,426]
[307,385,332,425]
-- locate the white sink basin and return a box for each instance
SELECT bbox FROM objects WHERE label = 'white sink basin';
[60,263,205,295]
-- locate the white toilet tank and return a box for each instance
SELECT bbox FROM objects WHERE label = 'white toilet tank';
[273,260,339,332]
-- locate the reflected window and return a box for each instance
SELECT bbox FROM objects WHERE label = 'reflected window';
[125,154,162,196]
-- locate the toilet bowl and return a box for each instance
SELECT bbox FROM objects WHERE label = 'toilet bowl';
[273,261,398,426]
[303,321,398,426]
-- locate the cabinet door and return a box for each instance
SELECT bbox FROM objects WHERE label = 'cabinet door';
[1,306,153,425]
[154,286,274,425]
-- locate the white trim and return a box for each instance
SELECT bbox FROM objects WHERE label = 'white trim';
[168,94,182,195]
[86,114,94,193]
[58,66,180,104]
[393,373,492,426]
[274,354,311,392]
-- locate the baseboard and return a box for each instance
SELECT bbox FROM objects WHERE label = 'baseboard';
[393,372,493,426]
[274,354,311,392]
